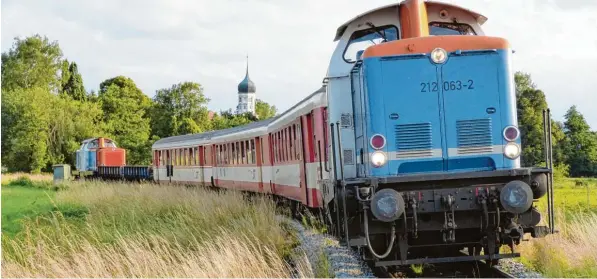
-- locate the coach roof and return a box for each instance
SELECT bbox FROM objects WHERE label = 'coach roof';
[152,87,326,149]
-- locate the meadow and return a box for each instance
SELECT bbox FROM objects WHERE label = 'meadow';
[1,173,596,278]
[1,175,316,278]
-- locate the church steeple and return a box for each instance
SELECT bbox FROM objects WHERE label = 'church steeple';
[236,55,257,115]
[237,55,256,93]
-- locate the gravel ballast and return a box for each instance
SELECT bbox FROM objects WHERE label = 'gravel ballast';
[497,259,544,278]
[284,218,375,278]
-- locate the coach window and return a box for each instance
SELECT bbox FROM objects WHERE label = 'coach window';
[282,128,287,162]
[183,148,187,166]
[235,142,240,164]
[179,149,182,166]
[173,149,177,166]
[296,125,302,160]
[250,140,255,164]
[240,141,245,164]
[286,128,291,161]
[188,148,192,165]
[277,132,282,162]
[292,125,297,161]
[231,142,235,164]
[280,129,286,162]
[284,127,292,161]
[246,140,251,164]
[343,25,399,63]
[194,147,198,165]
[227,143,231,164]
[274,134,278,163]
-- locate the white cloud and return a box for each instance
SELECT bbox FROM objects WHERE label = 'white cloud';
[2,0,596,128]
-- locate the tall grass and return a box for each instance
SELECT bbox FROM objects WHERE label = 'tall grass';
[2,180,304,278]
[1,172,52,185]
[517,211,597,277]
[515,178,597,277]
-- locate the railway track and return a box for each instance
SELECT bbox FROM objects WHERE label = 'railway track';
[372,260,515,278]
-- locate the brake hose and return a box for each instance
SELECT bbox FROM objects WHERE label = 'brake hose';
[364,209,396,259]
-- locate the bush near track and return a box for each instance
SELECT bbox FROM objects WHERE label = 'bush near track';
[1,176,309,277]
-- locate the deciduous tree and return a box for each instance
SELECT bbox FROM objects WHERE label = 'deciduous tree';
[562,106,597,176]
[99,76,152,165]
[150,82,211,138]
[255,99,277,120]
[1,35,62,92]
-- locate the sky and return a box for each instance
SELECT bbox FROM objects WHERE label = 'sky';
[2,0,596,128]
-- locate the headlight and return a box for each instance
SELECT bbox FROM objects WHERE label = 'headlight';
[370,151,387,167]
[500,180,533,214]
[504,142,521,159]
[371,188,405,222]
[431,48,448,64]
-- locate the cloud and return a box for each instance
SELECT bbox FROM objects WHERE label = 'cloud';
[2,0,596,128]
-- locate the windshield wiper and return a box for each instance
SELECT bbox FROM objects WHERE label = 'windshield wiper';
[366,22,388,43]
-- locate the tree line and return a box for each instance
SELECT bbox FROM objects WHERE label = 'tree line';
[2,35,597,177]
[1,35,277,172]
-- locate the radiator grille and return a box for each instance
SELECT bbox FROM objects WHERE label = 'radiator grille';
[394,123,433,158]
[343,149,354,165]
[340,113,353,128]
[456,118,493,154]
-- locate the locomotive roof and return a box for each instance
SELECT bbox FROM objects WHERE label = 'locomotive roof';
[153,86,326,149]
[333,0,488,41]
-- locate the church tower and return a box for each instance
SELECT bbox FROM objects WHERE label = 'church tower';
[236,57,256,115]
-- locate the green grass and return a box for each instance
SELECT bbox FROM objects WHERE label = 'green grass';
[1,176,60,236]
[314,248,333,278]
[1,186,56,236]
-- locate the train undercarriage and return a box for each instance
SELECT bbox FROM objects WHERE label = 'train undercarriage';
[327,167,553,267]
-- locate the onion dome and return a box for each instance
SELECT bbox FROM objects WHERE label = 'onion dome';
[237,58,256,93]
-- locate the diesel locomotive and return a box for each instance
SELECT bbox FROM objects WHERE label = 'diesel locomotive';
[151,0,555,266]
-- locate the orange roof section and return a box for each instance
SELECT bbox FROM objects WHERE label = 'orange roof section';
[362,36,510,58]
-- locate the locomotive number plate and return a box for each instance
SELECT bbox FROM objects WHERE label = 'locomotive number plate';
[420,80,475,92]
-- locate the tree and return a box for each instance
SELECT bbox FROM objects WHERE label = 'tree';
[1,35,63,92]
[61,62,86,100]
[562,106,597,177]
[211,110,255,130]
[255,99,277,120]
[1,87,52,172]
[150,82,211,138]
[47,97,104,166]
[99,76,152,165]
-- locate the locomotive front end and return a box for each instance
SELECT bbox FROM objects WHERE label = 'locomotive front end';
[342,35,553,265]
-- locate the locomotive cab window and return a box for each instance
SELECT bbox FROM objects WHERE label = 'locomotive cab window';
[343,25,398,63]
[429,22,476,36]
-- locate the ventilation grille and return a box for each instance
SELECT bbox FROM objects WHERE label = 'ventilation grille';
[457,118,493,154]
[395,123,433,158]
[343,149,354,165]
[340,113,353,128]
